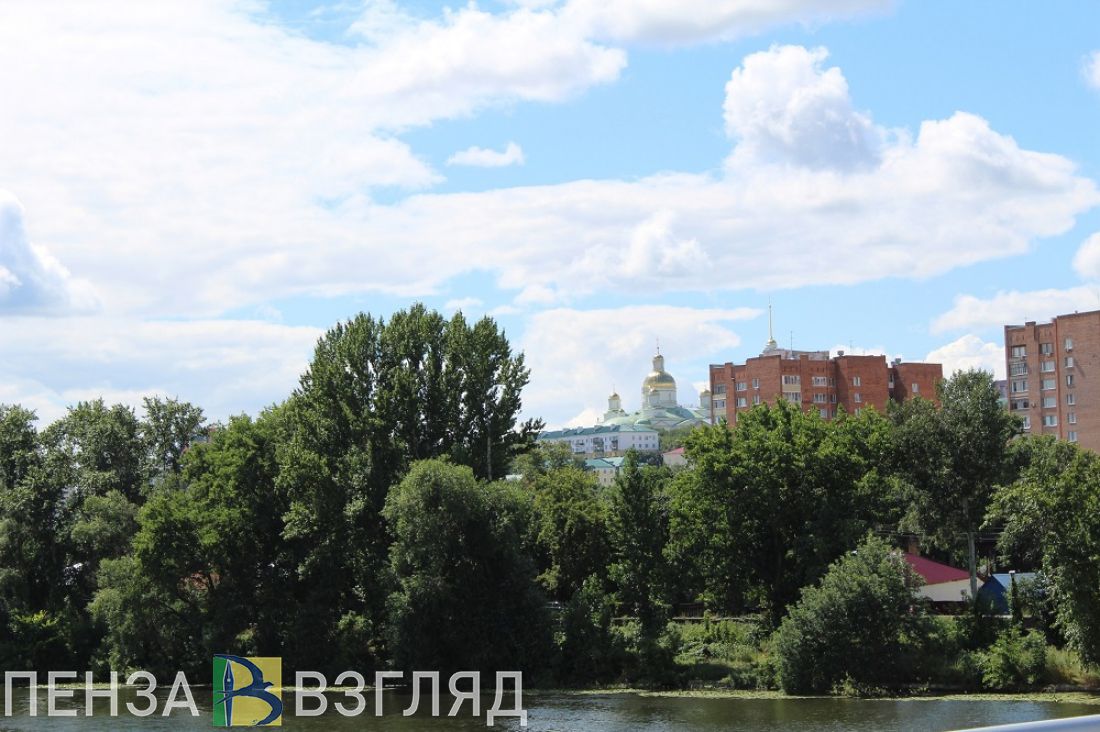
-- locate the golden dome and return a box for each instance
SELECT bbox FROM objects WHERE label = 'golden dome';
[643,370,676,389]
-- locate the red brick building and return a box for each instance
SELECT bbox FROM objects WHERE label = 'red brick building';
[1004,309,1100,452]
[709,345,942,425]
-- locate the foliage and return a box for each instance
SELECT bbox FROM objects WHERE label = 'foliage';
[773,535,931,694]
[555,575,624,683]
[531,466,609,600]
[991,435,1100,666]
[384,459,551,676]
[976,627,1047,690]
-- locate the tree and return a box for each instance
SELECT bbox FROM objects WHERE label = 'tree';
[774,535,931,694]
[607,452,669,640]
[140,397,205,485]
[667,402,884,622]
[384,460,549,676]
[892,370,1020,595]
[532,466,609,601]
[991,436,1100,666]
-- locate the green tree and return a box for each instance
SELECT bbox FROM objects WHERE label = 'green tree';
[607,452,669,640]
[384,459,549,675]
[991,436,1100,665]
[140,397,205,485]
[774,535,930,694]
[668,402,884,622]
[531,466,609,601]
[892,369,1020,595]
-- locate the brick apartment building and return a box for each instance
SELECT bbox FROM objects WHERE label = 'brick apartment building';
[709,343,942,425]
[1004,309,1100,452]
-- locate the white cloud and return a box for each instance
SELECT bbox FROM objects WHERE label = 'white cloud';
[1072,232,1100,279]
[1085,50,1100,90]
[520,305,760,427]
[443,296,484,312]
[0,191,97,314]
[563,0,892,45]
[447,142,526,167]
[926,334,1005,380]
[724,45,884,170]
[0,316,322,424]
[932,287,1100,334]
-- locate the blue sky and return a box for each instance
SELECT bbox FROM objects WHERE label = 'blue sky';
[0,0,1098,428]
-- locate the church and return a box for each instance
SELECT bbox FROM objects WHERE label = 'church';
[599,349,712,432]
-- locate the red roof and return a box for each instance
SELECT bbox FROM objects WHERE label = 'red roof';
[903,554,970,585]
[664,447,685,455]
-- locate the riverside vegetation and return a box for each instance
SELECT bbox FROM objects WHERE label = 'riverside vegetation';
[1,305,1099,697]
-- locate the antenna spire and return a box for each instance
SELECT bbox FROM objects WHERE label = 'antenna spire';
[765,301,778,351]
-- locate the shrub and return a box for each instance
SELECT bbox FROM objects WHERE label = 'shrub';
[977,628,1047,690]
[774,536,931,694]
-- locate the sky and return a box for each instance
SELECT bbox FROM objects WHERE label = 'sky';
[1,0,1099,429]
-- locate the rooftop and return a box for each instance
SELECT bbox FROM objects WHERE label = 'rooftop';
[539,424,659,439]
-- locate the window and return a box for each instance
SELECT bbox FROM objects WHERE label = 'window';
[1010,362,1028,376]
[1069,431,1078,443]
[1011,345,1026,358]
[1041,361,1055,373]
[1040,342,1054,355]
[1010,399,1029,410]
[1042,379,1056,390]
[1068,393,1076,406]
[1011,380,1027,393]
[1068,413,1077,425]
[783,392,801,403]
[888,379,895,389]
[714,384,727,395]
[713,399,726,410]
[812,376,828,387]
[830,394,837,403]
[854,407,863,416]
[1065,338,1074,351]
[852,376,862,387]
[813,393,828,404]
[912,383,920,394]
[735,397,747,408]
[1043,415,1058,427]
[752,378,760,389]
[782,375,801,385]
[753,394,761,405]
[1042,396,1056,408]
[853,392,862,403]
[1066,356,1075,368]
[736,381,747,392]
[828,377,836,387]
[1067,374,1075,387]
[1022,416,1031,430]
[819,408,830,419]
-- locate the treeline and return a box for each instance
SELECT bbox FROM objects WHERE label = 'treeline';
[1,305,1099,694]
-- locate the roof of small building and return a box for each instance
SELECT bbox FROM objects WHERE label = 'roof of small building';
[663,447,685,456]
[584,457,626,470]
[903,554,970,585]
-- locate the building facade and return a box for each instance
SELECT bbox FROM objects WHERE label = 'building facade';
[709,343,942,424]
[537,424,661,458]
[1004,309,1100,451]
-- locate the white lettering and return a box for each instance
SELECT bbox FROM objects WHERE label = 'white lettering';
[295,671,328,717]
[333,671,366,717]
[161,672,198,717]
[404,671,440,717]
[125,671,157,717]
[448,671,480,717]
[373,671,402,717]
[487,672,526,727]
[47,671,77,717]
[4,671,37,717]
[84,671,119,717]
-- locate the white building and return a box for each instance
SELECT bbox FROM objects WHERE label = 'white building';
[537,424,660,458]
[600,350,712,432]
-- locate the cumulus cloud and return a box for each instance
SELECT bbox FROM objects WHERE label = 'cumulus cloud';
[0,316,322,424]
[932,287,1100,334]
[926,334,1005,380]
[563,0,892,45]
[447,142,526,167]
[520,305,760,427]
[1072,232,1100,279]
[724,45,884,170]
[1085,51,1100,90]
[0,191,96,314]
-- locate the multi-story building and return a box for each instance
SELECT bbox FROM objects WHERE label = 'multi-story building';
[709,340,942,425]
[537,424,661,458]
[1004,309,1100,451]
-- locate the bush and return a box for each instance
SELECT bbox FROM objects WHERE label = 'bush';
[774,536,931,694]
[977,628,1047,690]
[555,576,625,683]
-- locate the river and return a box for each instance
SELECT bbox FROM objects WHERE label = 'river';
[2,688,1098,730]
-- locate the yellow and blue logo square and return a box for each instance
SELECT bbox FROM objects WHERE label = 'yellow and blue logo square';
[212,655,283,726]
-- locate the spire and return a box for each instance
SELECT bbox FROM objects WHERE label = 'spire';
[765,302,778,351]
